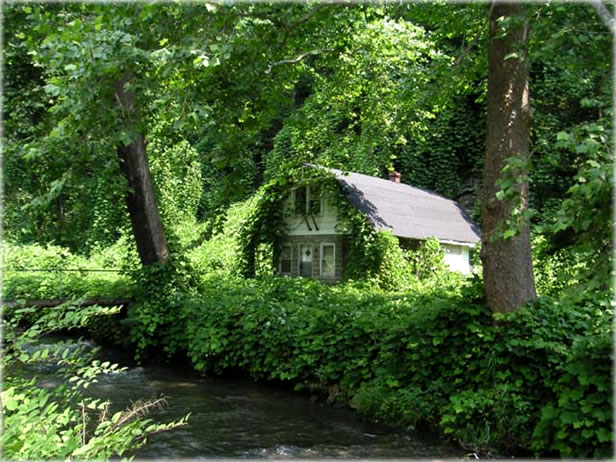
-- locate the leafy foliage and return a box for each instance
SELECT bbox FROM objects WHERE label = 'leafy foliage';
[142,275,612,457]
[264,14,452,179]
[2,241,134,302]
[237,179,290,278]
[122,251,199,360]
[342,214,455,292]
[2,300,189,460]
[186,199,253,279]
[2,2,613,459]
[531,328,613,457]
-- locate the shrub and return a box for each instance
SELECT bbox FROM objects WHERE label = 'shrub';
[530,309,613,458]
[2,301,188,460]
[187,199,254,280]
[2,242,133,301]
[141,275,612,458]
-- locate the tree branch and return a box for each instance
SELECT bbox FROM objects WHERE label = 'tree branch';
[286,4,333,34]
[453,31,482,67]
[265,49,331,74]
[589,0,616,34]
[454,3,494,67]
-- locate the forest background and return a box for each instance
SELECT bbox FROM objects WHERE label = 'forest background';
[2,1,614,459]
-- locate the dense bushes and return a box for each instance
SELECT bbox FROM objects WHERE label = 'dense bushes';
[2,242,134,301]
[154,276,612,457]
[3,229,612,458]
[186,199,253,279]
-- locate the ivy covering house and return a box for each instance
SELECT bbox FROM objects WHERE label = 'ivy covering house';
[244,166,481,282]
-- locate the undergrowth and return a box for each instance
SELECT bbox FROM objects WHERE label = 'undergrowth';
[2,241,134,301]
[3,202,612,458]
[150,275,612,458]
[2,301,188,460]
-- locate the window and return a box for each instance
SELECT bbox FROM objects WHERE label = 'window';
[444,245,462,255]
[279,245,292,275]
[299,244,313,278]
[308,184,322,215]
[294,185,322,216]
[320,243,335,278]
[294,187,307,215]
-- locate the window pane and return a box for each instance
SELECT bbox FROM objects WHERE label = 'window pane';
[295,187,307,215]
[280,245,292,274]
[444,245,461,255]
[321,245,335,277]
[308,185,322,215]
[280,245,292,259]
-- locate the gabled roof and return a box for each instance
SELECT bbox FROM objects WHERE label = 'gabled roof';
[325,167,481,246]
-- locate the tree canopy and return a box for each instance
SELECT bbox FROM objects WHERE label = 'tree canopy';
[2,3,613,458]
[3,1,612,290]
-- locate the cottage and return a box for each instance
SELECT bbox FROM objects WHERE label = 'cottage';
[278,166,481,281]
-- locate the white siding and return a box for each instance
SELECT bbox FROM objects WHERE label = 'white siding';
[281,187,474,275]
[283,188,341,236]
[442,245,471,274]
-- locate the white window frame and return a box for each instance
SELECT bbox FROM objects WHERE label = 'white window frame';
[279,244,292,275]
[294,186,323,217]
[443,245,462,255]
[319,243,336,278]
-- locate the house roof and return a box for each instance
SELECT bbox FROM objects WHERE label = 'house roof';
[324,167,481,246]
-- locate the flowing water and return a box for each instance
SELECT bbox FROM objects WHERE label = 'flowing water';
[23,337,464,459]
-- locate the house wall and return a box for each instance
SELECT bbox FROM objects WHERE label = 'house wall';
[442,244,472,274]
[282,188,340,235]
[279,187,473,279]
[279,235,345,282]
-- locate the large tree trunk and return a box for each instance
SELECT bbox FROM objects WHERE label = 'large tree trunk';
[114,74,169,266]
[481,2,537,313]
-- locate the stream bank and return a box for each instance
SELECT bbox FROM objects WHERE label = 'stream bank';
[28,335,465,459]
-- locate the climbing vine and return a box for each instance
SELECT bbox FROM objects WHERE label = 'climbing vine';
[238,166,453,289]
[237,180,288,278]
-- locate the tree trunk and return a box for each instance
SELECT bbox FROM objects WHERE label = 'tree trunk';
[114,74,169,266]
[481,2,537,313]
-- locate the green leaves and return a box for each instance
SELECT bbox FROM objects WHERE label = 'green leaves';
[157,273,613,457]
[1,387,26,411]
[3,282,189,460]
[43,83,60,96]
[543,119,613,292]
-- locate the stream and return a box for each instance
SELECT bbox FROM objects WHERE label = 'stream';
[24,337,465,459]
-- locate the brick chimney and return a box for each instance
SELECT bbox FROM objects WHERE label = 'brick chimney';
[388,171,401,183]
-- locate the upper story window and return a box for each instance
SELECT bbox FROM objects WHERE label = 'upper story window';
[294,185,322,216]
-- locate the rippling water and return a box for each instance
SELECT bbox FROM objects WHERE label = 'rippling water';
[25,337,464,459]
